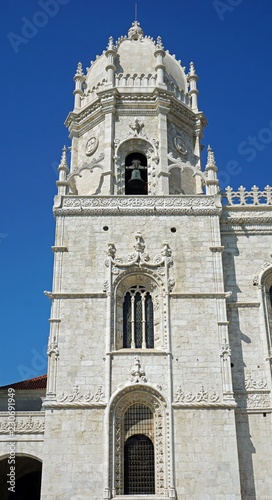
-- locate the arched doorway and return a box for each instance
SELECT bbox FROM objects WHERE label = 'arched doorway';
[0,456,42,500]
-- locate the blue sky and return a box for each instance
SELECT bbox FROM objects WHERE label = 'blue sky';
[1,0,272,385]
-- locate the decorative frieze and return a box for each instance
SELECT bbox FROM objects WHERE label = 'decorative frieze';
[235,393,270,410]
[54,195,219,216]
[0,412,45,434]
[58,385,105,403]
[245,372,268,390]
[173,385,221,406]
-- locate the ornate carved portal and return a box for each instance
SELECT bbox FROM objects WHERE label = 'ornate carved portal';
[109,387,169,496]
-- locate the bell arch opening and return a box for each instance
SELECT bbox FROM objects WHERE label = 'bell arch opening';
[125,152,148,195]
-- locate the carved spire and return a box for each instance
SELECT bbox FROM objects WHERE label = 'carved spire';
[154,35,165,87]
[188,61,199,111]
[73,62,85,110]
[155,36,164,50]
[206,145,217,171]
[106,36,115,51]
[74,62,84,78]
[189,61,196,76]
[56,146,69,196]
[205,146,219,195]
[105,36,117,86]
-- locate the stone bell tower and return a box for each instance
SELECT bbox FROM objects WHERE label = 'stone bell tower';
[41,21,241,499]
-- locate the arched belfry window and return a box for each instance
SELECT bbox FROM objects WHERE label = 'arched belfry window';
[123,285,154,348]
[125,152,148,195]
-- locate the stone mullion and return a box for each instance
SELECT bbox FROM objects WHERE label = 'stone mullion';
[141,294,147,348]
[131,296,136,348]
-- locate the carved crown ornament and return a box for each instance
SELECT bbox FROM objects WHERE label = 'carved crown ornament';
[104,232,174,291]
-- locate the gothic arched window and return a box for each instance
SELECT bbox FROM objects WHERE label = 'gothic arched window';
[123,285,154,348]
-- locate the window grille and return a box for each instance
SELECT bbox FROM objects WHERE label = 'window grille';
[124,404,155,494]
[124,435,155,494]
[123,286,154,348]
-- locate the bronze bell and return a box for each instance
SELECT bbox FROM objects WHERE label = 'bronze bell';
[128,168,144,189]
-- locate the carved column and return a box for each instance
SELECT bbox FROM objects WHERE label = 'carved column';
[157,105,170,195]
[101,95,116,194]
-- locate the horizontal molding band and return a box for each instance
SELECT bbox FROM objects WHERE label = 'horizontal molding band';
[44,292,106,300]
[172,401,237,409]
[171,293,230,298]
[42,401,107,409]
[227,302,260,308]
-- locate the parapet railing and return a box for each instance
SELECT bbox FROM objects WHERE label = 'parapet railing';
[221,185,272,206]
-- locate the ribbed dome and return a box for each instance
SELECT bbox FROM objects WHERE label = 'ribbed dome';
[84,22,187,95]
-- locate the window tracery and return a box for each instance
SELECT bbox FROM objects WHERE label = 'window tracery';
[123,285,154,349]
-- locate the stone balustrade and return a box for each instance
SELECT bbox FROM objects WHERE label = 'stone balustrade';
[222,185,272,206]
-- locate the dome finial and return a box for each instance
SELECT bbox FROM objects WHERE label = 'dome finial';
[128,20,144,40]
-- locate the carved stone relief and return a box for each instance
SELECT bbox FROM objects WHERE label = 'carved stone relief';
[85,136,99,156]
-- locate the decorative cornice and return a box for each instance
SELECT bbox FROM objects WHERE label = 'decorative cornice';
[221,207,272,230]
[53,195,220,216]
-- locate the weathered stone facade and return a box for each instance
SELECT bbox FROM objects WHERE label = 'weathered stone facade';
[1,21,272,500]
